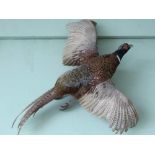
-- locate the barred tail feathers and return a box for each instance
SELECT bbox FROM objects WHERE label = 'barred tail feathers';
[13,88,59,134]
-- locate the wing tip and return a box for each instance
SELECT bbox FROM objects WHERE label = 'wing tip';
[89,20,97,26]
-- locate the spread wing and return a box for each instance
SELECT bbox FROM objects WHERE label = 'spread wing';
[78,80,138,134]
[63,20,98,66]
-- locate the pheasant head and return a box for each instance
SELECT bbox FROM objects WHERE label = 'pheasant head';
[114,43,133,62]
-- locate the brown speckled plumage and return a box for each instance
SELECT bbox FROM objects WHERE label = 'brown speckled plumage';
[13,20,138,134]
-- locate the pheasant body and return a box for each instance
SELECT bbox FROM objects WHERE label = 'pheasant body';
[55,54,119,99]
[13,20,138,134]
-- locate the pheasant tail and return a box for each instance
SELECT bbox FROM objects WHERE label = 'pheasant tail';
[13,88,59,134]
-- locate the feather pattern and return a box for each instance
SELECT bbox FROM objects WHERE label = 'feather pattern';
[79,80,138,134]
[63,20,97,66]
[56,65,92,88]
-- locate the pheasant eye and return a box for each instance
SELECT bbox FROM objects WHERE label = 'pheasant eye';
[123,44,129,49]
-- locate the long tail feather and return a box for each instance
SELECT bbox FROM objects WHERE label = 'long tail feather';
[12,102,34,128]
[13,88,58,134]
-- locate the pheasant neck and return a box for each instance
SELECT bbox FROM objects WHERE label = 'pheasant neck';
[114,50,126,62]
[116,55,121,63]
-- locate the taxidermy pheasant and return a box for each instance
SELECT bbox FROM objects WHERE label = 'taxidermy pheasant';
[12,20,138,134]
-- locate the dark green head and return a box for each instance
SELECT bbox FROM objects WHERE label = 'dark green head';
[114,43,133,61]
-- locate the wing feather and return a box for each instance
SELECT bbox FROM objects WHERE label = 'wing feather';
[63,20,98,66]
[78,80,138,134]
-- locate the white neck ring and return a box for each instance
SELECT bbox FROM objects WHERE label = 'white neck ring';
[116,55,121,63]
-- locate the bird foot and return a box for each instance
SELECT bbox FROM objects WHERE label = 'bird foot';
[59,103,70,111]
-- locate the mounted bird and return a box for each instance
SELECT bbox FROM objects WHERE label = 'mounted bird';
[12,20,138,134]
